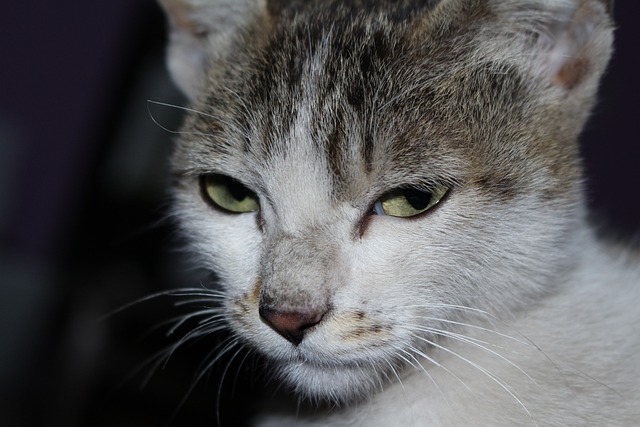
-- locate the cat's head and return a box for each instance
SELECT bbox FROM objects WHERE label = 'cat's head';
[160,0,613,403]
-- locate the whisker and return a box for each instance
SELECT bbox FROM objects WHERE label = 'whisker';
[229,348,255,398]
[399,303,493,318]
[147,105,217,139]
[148,99,250,137]
[169,337,241,424]
[215,342,247,426]
[404,343,471,393]
[414,325,537,386]
[374,361,391,395]
[148,99,224,120]
[136,308,222,341]
[417,316,530,346]
[162,320,230,367]
[99,287,225,321]
[410,333,533,419]
[399,346,456,410]
[171,299,222,310]
[167,310,225,337]
[383,358,404,392]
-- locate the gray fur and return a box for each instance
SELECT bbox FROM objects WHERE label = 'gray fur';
[160,0,639,425]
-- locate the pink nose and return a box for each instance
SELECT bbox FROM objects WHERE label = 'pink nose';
[259,306,325,345]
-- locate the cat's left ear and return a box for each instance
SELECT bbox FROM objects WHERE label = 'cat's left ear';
[158,0,267,99]
[545,0,613,90]
[496,0,614,91]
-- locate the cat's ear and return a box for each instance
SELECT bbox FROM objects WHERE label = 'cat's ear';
[158,0,266,99]
[496,0,614,91]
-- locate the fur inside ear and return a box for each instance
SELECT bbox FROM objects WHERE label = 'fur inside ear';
[494,0,613,91]
[543,1,613,89]
[158,0,265,99]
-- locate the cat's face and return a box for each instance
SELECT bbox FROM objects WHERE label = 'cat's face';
[164,0,612,402]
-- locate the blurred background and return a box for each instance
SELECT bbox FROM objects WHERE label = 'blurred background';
[0,1,638,426]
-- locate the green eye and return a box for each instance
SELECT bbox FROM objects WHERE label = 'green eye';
[374,186,448,218]
[200,174,260,213]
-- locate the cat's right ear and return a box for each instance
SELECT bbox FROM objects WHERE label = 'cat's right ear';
[158,0,266,100]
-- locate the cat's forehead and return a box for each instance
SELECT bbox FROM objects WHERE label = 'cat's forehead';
[173,0,577,201]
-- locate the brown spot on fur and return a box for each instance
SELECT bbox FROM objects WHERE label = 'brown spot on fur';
[251,279,262,305]
[555,57,590,90]
[339,310,392,342]
[343,324,391,342]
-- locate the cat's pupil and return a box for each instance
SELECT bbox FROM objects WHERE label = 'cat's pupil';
[404,189,431,210]
[228,180,250,201]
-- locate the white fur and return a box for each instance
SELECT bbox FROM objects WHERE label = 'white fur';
[174,111,640,425]
[255,233,640,426]
[164,0,640,425]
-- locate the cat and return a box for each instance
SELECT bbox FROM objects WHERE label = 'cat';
[156,0,639,425]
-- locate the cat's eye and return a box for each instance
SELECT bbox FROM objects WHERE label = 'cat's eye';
[373,186,448,218]
[200,174,260,214]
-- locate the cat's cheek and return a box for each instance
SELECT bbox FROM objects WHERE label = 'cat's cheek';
[214,222,263,300]
[177,191,263,293]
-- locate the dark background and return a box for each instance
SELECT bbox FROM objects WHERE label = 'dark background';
[0,1,638,426]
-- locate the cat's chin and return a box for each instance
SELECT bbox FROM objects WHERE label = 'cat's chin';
[275,359,384,404]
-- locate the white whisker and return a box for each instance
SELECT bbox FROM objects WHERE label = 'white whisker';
[147,105,217,139]
[216,343,248,426]
[148,98,250,137]
[169,337,242,423]
[411,333,533,419]
[411,324,537,386]
[402,344,470,394]
[383,358,404,392]
[167,310,225,336]
[99,287,225,321]
[400,346,457,412]
[417,315,531,346]
[399,303,493,318]
[148,99,223,120]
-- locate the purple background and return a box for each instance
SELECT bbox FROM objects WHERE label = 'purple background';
[0,1,638,426]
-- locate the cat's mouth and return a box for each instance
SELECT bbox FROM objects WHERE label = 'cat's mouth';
[249,319,406,402]
[281,346,376,369]
[274,352,394,403]
[229,298,410,401]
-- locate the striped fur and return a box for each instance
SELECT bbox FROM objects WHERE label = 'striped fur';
[161,1,640,425]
